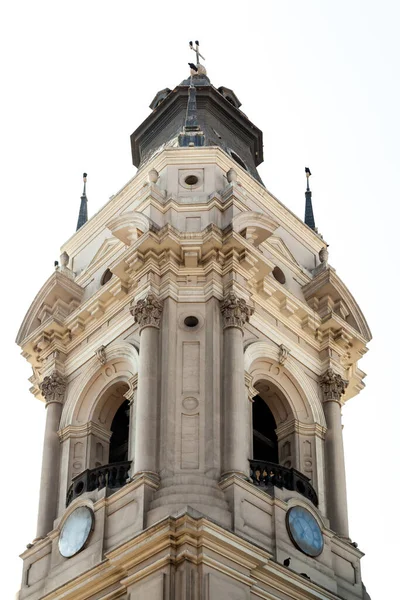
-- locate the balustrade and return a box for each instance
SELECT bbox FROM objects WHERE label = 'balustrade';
[249,459,318,507]
[66,461,131,506]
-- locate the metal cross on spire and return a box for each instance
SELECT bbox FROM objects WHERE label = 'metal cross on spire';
[189,40,205,64]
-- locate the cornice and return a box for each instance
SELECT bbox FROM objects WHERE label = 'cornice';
[58,421,112,443]
[60,147,325,260]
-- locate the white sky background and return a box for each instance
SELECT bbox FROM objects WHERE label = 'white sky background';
[1,1,399,597]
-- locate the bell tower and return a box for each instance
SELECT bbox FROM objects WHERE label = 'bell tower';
[16,46,372,600]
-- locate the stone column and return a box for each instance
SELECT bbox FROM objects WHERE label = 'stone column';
[36,372,66,539]
[221,292,254,478]
[131,294,163,478]
[125,374,138,472]
[320,368,349,538]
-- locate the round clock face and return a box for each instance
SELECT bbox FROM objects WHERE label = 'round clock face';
[286,506,324,557]
[58,506,94,558]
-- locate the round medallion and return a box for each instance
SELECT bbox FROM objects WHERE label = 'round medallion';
[286,506,324,557]
[58,506,94,558]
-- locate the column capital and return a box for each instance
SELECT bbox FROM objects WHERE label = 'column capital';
[320,368,348,403]
[220,292,254,331]
[131,293,163,331]
[40,371,66,406]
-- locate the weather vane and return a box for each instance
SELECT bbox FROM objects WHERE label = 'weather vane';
[189,41,205,64]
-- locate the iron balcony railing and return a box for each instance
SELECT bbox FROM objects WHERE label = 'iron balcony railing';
[66,460,131,506]
[249,459,318,507]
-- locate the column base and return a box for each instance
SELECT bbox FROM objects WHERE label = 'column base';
[131,470,160,486]
[220,470,249,481]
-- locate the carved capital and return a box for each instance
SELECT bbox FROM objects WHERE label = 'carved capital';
[131,293,163,330]
[320,368,348,403]
[40,372,66,404]
[220,292,254,331]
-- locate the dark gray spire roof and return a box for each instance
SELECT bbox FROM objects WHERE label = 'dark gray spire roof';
[304,168,316,230]
[178,82,205,148]
[130,68,264,183]
[76,173,88,231]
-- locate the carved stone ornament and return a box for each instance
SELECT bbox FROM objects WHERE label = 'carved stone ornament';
[95,345,107,365]
[220,292,254,330]
[320,368,348,402]
[278,344,290,365]
[131,293,163,330]
[39,372,66,404]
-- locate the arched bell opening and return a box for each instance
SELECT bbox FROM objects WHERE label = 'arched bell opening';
[252,395,278,463]
[252,378,292,466]
[249,378,319,508]
[109,399,130,464]
[66,380,133,506]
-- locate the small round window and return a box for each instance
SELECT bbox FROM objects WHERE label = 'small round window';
[184,316,199,328]
[184,175,199,186]
[272,266,286,284]
[101,268,113,285]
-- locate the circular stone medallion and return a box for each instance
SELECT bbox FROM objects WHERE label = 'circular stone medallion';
[58,506,94,558]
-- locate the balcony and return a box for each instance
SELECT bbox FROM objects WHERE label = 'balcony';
[66,461,131,507]
[249,459,318,507]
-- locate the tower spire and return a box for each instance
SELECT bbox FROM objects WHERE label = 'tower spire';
[178,43,206,147]
[304,167,316,230]
[76,172,88,230]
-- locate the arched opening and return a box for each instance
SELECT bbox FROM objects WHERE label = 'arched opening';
[252,395,278,463]
[109,399,130,463]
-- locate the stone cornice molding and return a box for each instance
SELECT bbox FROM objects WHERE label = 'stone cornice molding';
[320,368,348,404]
[58,421,112,443]
[131,293,163,331]
[276,418,327,440]
[220,292,254,331]
[39,372,66,406]
[60,147,324,259]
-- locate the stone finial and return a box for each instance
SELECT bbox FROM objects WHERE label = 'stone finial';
[148,169,159,184]
[60,251,69,268]
[39,372,66,404]
[320,368,348,402]
[227,168,237,183]
[131,293,163,330]
[220,292,254,330]
[319,246,329,268]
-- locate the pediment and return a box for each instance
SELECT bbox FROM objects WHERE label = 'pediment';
[86,237,120,271]
[16,271,84,346]
[302,268,371,341]
[266,236,300,267]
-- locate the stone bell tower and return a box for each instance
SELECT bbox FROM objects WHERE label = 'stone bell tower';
[16,46,372,600]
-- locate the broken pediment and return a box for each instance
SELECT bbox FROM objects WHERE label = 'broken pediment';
[232,211,278,247]
[302,268,371,342]
[85,237,121,273]
[266,235,300,267]
[16,271,84,347]
[107,211,156,246]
